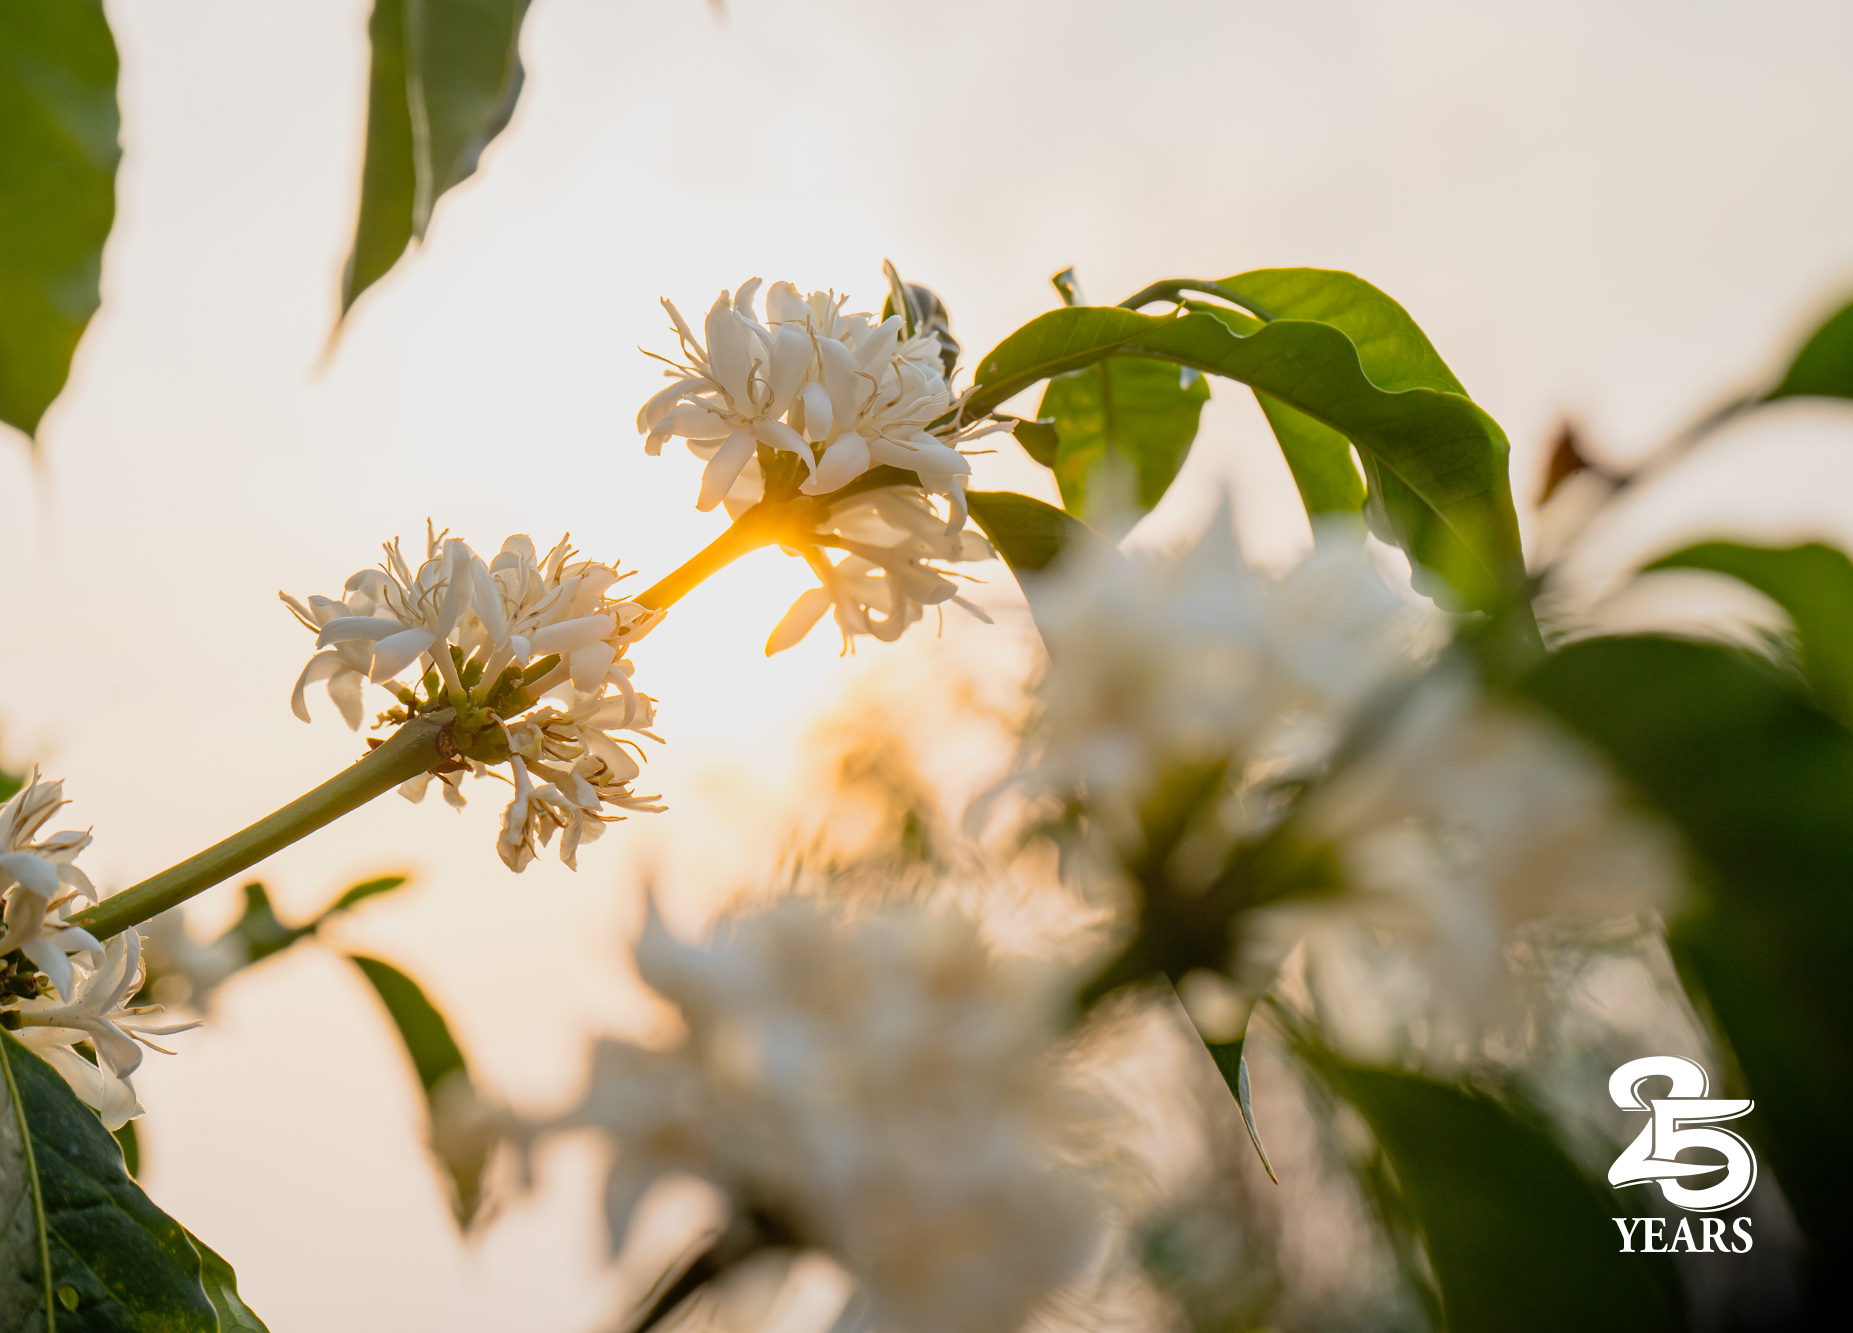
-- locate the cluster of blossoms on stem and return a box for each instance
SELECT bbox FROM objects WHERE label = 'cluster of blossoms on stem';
[1027,518,1678,1049]
[285,524,664,871]
[541,898,1103,1333]
[637,273,1002,653]
[1,774,193,1128]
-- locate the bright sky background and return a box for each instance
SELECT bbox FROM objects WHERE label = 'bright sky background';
[3,0,1853,1328]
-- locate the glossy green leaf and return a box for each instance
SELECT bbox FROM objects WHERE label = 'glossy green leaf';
[1646,540,1853,723]
[1253,392,1366,519]
[341,0,531,319]
[1312,1053,1681,1333]
[965,490,1106,575]
[1011,418,1059,468]
[1522,635,1853,1261]
[967,298,1525,611]
[0,1031,221,1331]
[1767,296,1853,403]
[0,0,120,442]
[187,1232,270,1332]
[967,307,1167,414]
[1035,358,1209,516]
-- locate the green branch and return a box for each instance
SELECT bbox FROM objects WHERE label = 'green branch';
[71,712,454,941]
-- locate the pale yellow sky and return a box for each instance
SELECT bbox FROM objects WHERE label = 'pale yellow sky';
[4,0,1853,1327]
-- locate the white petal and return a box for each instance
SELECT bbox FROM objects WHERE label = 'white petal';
[526,614,616,657]
[470,556,509,643]
[0,851,60,898]
[697,429,759,512]
[635,377,701,434]
[765,587,834,655]
[328,668,367,731]
[765,322,811,416]
[801,433,870,494]
[315,616,407,647]
[649,403,735,449]
[290,651,346,723]
[569,642,618,694]
[370,627,439,683]
[798,380,834,441]
[752,418,812,472]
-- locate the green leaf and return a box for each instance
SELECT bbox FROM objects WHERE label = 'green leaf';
[110,1120,137,1179]
[186,1232,270,1332]
[0,1030,221,1331]
[965,490,1107,575]
[323,874,410,918]
[1521,635,1853,1259]
[1646,540,1853,723]
[219,883,313,968]
[0,0,120,442]
[967,297,1526,611]
[347,954,466,1093]
[341,0,532,319]
[347,954,486,1224]
[1253,392,1366,519]
[1035,358,1209,516]
[967,307,1168,414]
[1011,418,1059,468]
[1767,296,1853,403]
[1311,1053,1681,1333]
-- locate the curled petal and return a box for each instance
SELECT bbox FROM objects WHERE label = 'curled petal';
[801,432,870,494]
[0,851,61,898]
[635,377,702,434]
[798,380,833,442]
[290,650,347,723]
[752,418,812,473]
[569,642,618,694]
[470,557,509,643]
[648,404,735,451]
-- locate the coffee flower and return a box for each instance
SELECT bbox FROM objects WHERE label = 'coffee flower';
[10,930,198,1131]
[638,271,1009,653]
[0,772,103,1001]
[285,526,665,871]
[554,898,1102,1333]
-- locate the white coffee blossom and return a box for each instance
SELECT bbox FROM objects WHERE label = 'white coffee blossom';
[0,772,103,1000]
[767,489,996,654]
[556,898,1102,1333]
[11,930,198,1131]
[638,274,1007,654]
[285,525,665,871]
[1027,516,1430,828]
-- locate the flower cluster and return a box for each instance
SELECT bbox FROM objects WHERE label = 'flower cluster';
[637,274,1004,653]
[285,525,664,871]
[1027,517,1677,1047]
[554,898,1102,1333]
[1,774,193,1128]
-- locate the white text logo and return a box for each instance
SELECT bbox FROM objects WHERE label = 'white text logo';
[1608,1055,1756,1213]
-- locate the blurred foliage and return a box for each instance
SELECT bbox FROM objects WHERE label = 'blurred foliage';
[342,0,533,320]
[0,0,119,443]
[0,1030,254,1331]
[1524,636,1853,1272]
[1766,295,1853,403]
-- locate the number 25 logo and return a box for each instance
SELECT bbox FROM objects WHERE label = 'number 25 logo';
[1607,1055,1756,1212]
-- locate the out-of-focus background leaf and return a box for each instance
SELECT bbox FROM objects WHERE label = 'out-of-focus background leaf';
[1766,295,1853,403]
[1307,1051,1683,1333]
[341,0,533,321]
[0,1031,233,1332]
[0,0,119,444]
[1523,635,1853,1270]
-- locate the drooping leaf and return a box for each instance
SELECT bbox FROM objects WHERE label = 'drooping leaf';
[347,954,485,1223]
[0,0,120,442]
[1309,1052,1681,1333]
[1253,392,1366,519]
[1521,635,1853,1263]
[341,0,532,319]
[1011,418,1059,468]
[966,300,1526,612]
[1035,358,1209,516]
[1646,540,1853,723]
[187,1231,270,1332]
[220,882,314,967]
[965,490,1106,575]
[1766,296,1853,403]
[348,954,466,1093]
[0,1030,222,1331]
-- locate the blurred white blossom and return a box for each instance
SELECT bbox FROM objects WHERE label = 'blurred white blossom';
[0,772,103,1001]
[554,898,1104,1333]
[284,526,664,871]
